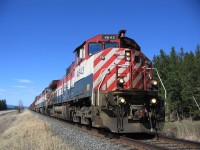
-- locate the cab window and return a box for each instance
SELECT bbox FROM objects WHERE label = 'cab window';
[76,47,85,64]
[88,43,102,56]
[105,42,119,49]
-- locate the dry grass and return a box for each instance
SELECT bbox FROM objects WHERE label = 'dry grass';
[163,120,200,142]
[0,110,73,150]
[0,111,18,134]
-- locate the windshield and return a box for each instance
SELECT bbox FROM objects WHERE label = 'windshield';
[105,42,119,49]
[88,42,102,55]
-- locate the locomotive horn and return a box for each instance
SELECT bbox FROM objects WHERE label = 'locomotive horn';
[118,29,126,38]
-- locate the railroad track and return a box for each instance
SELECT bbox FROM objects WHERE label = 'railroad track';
[61,121,200,149]
[70,124,200,149]
[33,111,200,150]
[122,133,200,150]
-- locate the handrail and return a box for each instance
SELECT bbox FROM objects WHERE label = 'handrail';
[192,96,200,110]
[153,68,167,100]
[92,67,109,106]
[97,68,110,105]
[93,68,107,88]
[96,64,131,106]
[146,67,167,100]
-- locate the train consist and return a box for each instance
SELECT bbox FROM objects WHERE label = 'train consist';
[29,30,165,133]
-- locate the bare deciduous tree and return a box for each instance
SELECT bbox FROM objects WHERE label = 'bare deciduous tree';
[18,100,23,113]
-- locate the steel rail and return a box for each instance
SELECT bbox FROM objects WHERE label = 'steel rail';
[120,136,169,150]
[158,134,200,149]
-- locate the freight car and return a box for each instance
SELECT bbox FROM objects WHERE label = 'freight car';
[29,30,165,133]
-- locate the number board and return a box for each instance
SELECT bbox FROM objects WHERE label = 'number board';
[102,35,117,40]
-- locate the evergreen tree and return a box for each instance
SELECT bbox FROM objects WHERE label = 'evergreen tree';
[153,49,170,96]
[194,45,200,87]
[166,47,182,120]
[0,99,8,110]
[181,52,195,118]
[153,49,171,119]
[3,99,7,110]
[191,45,200,118]
[0,100,2,110]
[153,45,200,120]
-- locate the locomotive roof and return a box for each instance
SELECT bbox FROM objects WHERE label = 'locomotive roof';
[73,30,141,53]
[48,80,59,89]
[73,41,86,53]
[73,33,118,53]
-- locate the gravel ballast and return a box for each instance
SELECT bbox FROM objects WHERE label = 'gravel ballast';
[35,112,133,150]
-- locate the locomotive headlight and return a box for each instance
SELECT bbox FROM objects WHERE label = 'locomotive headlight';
[117,77,124,84]
[119,97,126,104]
[151,80,158,86]
[126,56,131,61]
[125,51,131,56]
[125,51,131,61]
[151,98,157,104]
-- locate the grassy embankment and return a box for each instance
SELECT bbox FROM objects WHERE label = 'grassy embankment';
[163,120,200,142]
[0,110,72,150]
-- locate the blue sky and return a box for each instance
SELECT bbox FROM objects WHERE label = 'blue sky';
[0,0,199,107]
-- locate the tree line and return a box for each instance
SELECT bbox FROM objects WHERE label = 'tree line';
[153,44,200,121]
[0,99,8,111]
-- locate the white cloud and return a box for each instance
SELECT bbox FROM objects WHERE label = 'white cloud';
[12,86,27,88]
[14,79,32,83]
[0,88,7,94]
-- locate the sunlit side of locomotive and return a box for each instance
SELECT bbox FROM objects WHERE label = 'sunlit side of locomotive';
[30,30,165,133]
[87,30,165,133]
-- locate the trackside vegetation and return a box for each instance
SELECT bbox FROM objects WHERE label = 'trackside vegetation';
[153,44,200,121]
[0,99,7,111]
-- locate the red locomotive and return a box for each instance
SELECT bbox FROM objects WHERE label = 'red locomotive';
[29,30,165,133]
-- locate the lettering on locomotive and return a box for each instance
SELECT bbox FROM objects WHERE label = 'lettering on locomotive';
[77,67,84,77]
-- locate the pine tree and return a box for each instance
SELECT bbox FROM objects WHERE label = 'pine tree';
[166,47,182,120]
[0,100,2,110]
[191,45,200,118]
[4,99,7,110]
[0,99,8,110]
[152,45,200,120]
[153,49,171,120]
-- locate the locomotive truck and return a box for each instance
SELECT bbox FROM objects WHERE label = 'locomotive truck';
[29,30,165,133]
